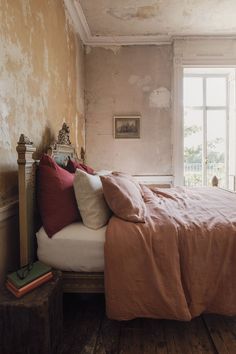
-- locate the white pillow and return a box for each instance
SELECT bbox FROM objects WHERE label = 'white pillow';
[73,169,111,229]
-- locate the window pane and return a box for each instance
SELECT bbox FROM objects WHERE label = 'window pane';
[207,110,226,187]
[206,77,226,106]
[184,109,203,186]
[184,77,203,106]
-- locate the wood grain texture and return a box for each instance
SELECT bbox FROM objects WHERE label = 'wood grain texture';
[16,137,36,266]
[62,294,104,354]
[203,315,236,354]
[164,317,216,354]
[0,272,62,354]
[62,271,104,293]
[62,295,235,354]
[95,316,121,354]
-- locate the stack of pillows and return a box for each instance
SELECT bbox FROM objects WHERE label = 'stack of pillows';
[38,154,146,238]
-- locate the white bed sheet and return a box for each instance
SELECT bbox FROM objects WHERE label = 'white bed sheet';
[36,222,106,272]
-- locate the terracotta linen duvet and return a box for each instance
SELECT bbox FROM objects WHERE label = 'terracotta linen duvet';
[104,186,236,320]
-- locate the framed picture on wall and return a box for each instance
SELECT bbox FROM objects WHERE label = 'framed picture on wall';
[114,116,141,139]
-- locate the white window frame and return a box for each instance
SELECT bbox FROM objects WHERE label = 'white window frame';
[183,72,229,188]
[173,64,236,187]
[172,39,236,187]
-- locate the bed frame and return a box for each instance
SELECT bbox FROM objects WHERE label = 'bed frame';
[16,126,104,293]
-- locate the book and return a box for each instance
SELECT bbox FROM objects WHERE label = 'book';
[7,272,53,293]
[6,272,53,298]
[7,261,52,289]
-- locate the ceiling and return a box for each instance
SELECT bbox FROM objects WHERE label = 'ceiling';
[65,0,236,45]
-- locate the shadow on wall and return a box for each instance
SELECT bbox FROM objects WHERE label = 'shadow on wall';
[34,124,56,159]
[0,125,56,205]
[0,207,19,286]
[0,122,60,208]
[0,171,18,206]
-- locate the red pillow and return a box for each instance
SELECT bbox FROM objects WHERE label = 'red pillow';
[38,154,80,237]
[65,158,95,175]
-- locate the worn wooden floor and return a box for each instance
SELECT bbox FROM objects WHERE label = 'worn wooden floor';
[62,294,236,354]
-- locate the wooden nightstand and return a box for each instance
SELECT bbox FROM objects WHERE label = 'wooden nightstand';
[0,271,62,354]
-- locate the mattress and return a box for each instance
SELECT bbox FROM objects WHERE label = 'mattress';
[36,222,106,272]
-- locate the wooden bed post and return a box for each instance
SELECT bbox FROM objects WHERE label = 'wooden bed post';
[16,134,36,267]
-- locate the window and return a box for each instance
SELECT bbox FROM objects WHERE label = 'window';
[183,68,234,189]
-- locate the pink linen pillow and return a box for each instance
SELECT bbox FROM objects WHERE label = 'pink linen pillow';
[38,154,80,237]
[111,171,144,196]
[100,174,146,223]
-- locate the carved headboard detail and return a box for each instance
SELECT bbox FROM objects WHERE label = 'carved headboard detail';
[16,124,83,266]
[57,122,71,145]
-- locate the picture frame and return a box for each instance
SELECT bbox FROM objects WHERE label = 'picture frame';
[114,115,141,139]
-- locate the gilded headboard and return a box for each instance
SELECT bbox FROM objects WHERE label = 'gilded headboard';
[16,124,84,267]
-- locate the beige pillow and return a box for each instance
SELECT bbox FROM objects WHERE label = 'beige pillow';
[100,174,146,223]
[73,169,111,229]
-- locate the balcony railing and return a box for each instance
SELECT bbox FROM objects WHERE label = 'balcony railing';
[184,162,225,187]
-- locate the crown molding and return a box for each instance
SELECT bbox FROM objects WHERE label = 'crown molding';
[64,0,236,47]
[64,0,172,46]
[73,0,91,39]
[173,35,236,41]
[64,0,91,43]
[87,35,172,46]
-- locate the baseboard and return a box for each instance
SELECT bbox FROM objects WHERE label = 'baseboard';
[0,199,19,223]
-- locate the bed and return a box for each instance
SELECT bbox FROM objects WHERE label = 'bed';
[16,130,104,293]
[16,125,236,321]
[16,124,171,294]
[36,222,105,272]
[105,185,236,320]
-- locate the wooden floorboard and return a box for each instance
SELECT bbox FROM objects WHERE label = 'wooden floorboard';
[94,315,121,354]
[164,317,216,354]
[203,315,236,354]
[62,294,104,354]
[119,319,168,354]
[62,295,236,354]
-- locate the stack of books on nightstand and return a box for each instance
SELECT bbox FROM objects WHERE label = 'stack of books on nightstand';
[6,261,53,298]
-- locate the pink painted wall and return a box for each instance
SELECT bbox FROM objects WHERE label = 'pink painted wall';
[85,45,172,175]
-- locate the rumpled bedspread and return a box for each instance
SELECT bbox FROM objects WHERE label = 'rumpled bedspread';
[104,186,236,320]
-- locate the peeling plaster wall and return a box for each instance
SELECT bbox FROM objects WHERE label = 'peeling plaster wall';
[85,45,172,175]
[0,0,85,206]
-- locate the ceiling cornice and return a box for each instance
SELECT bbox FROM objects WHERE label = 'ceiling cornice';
[64,0,172,46]
[64,0,236,47]
[86,35,172,46]
[64,0,91,43]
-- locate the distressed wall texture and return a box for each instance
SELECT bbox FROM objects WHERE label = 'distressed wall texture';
[85,45,172,175]
[0,0,85,206]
